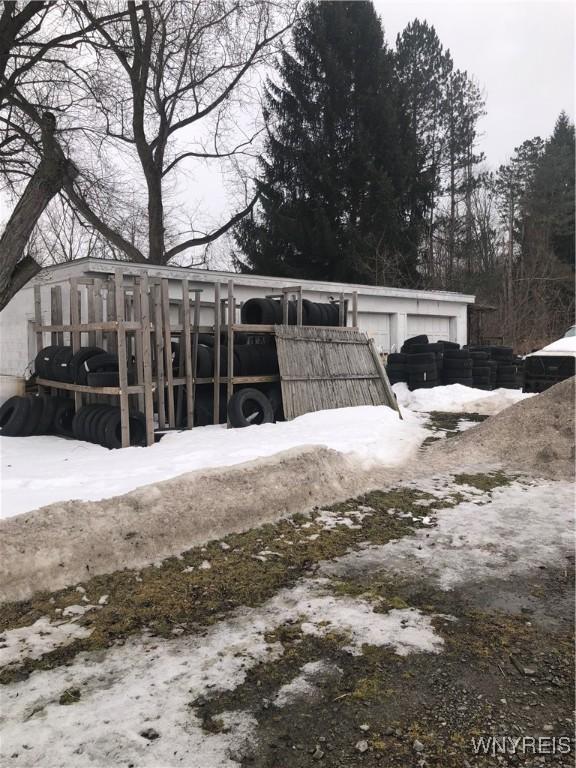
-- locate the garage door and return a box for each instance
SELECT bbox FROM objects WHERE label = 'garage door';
[407,315,451,343]
[358,313,391,352]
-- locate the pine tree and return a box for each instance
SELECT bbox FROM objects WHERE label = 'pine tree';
[235,1,428,286]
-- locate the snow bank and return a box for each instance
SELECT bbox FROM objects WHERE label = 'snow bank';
[1,405,425,518]
[393,382,533,415]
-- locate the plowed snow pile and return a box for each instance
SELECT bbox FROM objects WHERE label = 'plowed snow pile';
[428,376,575,480]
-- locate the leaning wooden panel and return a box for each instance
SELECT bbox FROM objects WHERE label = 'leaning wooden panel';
[275,325,399,420]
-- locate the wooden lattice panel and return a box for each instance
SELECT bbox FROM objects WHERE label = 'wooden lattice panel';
[275,325,399,420]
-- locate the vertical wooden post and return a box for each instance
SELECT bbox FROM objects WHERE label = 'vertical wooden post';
[182,280,194,429]
[50,286,63,345]
[338,291,345,327]
[139,275,155,447]
[87,284,96,346]
[107,280,117,355]
[352,291,358,328]
[161,278,175,428]
[133,282,145,412]
[282,290,289,324]
[213,283,221,424]
[94,279,103,348]
[33,285,43,353]
[296,288,303,326]
[153,283,166,430]
[69,278,81,411]
[227,280,234,425]
[191,291,201,428]
[115,271,130,448]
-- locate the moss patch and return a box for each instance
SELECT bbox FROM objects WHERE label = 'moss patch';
[453,470,515,492]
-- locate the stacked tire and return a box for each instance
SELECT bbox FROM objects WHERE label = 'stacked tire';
[34,345,129,386]
[469,351,491,389]
[441,349,473,387]
[72,404,146,449]
[0,395,75,437]
[406,352,439,390]
[385,353,408,384]
[240,298,343,327]
[466,345,521,389]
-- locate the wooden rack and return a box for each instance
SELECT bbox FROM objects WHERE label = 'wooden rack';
[32,268,359,448]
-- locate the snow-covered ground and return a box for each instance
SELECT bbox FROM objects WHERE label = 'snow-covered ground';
[392,382,532,415]
[0,384,528,519]
[1,476,572,767]
[0,405,425,518]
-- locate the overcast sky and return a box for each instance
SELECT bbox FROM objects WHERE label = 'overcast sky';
[372,0,574,168]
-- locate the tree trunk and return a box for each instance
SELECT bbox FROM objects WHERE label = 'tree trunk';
[0,112,78,310]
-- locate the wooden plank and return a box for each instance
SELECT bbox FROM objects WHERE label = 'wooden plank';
[33,285,43,352]
[190,291,201,429]
[296,289,303,326]
[182,280,194,429]
[161,278,175,428]
[115,270,131,448]
[139,275,155,446]
[227,281,234,423]
[213,283,221,424]
[107,281,117,354]
[132,281,145,412]
[32,321,142,332]
[352,291,358,328]
[93,279,103,347]
[50,286,63,345]
[367,337,402,419]
[338,292,345,327]
[87,285,96,346]
[69,278,81,411]
[36,378,150,395]
[171,374,280,386]
[154,283,166,430]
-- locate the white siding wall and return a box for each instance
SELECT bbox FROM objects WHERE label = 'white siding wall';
[0,262,473,373]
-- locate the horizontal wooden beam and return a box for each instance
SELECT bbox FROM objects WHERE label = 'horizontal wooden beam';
[36,378,152,395]
[33,321,145,333]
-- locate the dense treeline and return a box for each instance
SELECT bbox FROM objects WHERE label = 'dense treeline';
[235,1,574,349]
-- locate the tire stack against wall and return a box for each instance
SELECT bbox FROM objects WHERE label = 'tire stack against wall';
[466,346,523,389]
[0,345,147,447]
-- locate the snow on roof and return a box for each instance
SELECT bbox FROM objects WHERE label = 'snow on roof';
[527,336,576,357]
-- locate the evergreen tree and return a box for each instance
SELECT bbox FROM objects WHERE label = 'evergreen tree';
[235,1,428,286]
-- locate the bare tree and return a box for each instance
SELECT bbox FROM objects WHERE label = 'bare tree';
[0,0,296,309]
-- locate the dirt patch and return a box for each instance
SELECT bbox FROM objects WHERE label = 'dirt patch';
[427,376,575,481]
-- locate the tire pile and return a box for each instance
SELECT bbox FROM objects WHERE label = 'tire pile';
[35,345,132,387]
[0,395,75,438]
[386,335,523,391]
[241,298,344,326]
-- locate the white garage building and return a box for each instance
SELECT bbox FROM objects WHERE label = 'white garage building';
[0,258,475,377]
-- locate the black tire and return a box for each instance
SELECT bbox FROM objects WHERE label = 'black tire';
[443,350,471,361]
[227,388,274,428]
[472,376,491,385]
[86,372,120,387]
[83,353,119,374]
[0,396,31,436]
[437,341,460,350]
[443,358,473,370]
[302,299,322,326]
[406,363,437,375]
[52,399,76,437]
[101,408,146,449]
[69,347,105,384]
[84,405,113,443]
[470,351,490,361]
[235,344,279,376]
[472,366,491,377]
[403,335,429,347]
[35,394,60,434]
[50,346,74,382]
[386,365,407,377]
[386,353,407,365]
[407,343,444,354]
[34,346,63,379]
[497,364,517,376]
[406,352,436,365]
[72,404,102,441]
[241,298,279,325]
[24,395,44,436]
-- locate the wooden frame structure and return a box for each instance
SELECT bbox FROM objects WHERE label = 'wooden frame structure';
[32,268,360,448]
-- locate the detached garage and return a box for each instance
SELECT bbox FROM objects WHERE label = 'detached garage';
[0,258,474,377]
